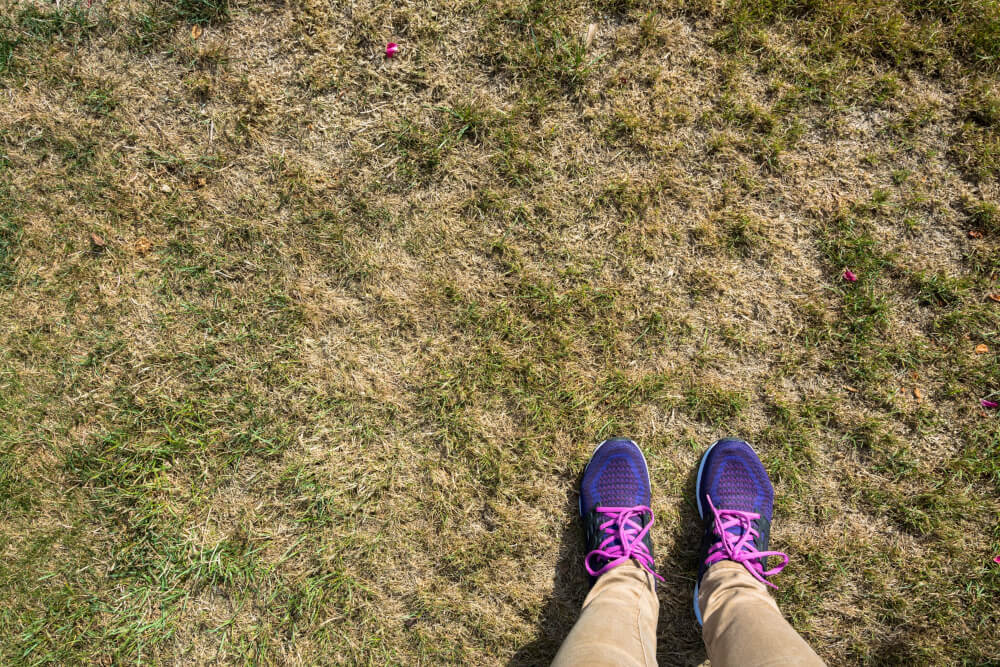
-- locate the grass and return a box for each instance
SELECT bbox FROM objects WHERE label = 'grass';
[0,0,999,664]
[0,186,19,288]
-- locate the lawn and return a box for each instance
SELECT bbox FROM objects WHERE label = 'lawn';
[1,0,998,663]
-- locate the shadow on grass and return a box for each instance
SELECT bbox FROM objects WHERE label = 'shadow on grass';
[653,462,708,666]
[508,458,707,666]
[507,483,587,666]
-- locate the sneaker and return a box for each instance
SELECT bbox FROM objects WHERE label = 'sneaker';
[579,438,664,584]
[693,438,789,625]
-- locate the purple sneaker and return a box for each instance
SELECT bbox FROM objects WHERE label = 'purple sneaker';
[579,438,664,584]
[693,438,789,625]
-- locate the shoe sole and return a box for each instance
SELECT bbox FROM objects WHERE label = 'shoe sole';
[692,439,721,626]
[578,438,651,518]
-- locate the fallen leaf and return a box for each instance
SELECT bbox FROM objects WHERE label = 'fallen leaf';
[910,371,919,380]
[90,233,106,248]
[913,387,923,402]
[585,23,598,49]
[989,293,1000,303]
[975,343,989,354]
[191,24,203,39]
[135,237,153,256]
[842,268,858,282]
[843,385,858,393]
[968,229,983,239]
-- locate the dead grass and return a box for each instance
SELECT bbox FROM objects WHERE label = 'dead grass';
[1,0,999,664]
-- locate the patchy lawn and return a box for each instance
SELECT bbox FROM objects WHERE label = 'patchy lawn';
[1,0,998,663]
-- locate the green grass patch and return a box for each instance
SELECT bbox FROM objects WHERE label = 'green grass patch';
[0,19,18,77]
[709,0,1000,72]
[126,0,231,51]
[0,184,19,288]
[683,381,748,427]
[485,1,605,97]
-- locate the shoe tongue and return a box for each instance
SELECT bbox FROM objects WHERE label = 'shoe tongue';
[597,510,625,537]
[724,525,754,552]
[599,510,645,544]
[718,511,754,545]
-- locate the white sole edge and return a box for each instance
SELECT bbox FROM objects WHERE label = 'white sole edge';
[693,440,719,626]
[694,439,723,520]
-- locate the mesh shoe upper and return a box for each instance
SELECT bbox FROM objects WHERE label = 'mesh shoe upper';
[581,438,651,511]
[697,438,773,520]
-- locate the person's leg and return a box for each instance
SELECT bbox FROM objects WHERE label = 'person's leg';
[693,438,824,667]
[552,438,663,667]
[699,562,823,666]
[552,560,658,667]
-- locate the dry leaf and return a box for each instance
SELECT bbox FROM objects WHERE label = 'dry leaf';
[975,343,989,354]
[969,229,984,239]
[160,183,172,193]
[913,387,923,402]
[191,24,203,39]
[135,237,153,256]
[585,23,598,49]
[843,385,858,393]
[989,293,1000,303]
[90,233,106,248]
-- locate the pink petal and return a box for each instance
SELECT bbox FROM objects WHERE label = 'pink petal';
[843,269,858,282]
[386,43,399,58]
[981,399,999,409]
[995,556,1000,564]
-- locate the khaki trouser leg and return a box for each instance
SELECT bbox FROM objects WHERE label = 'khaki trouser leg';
[552,561,658,667]
[699,561,825,667]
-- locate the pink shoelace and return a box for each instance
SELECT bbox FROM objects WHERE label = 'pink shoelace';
[704,494,789,588]
[584,505,665,582]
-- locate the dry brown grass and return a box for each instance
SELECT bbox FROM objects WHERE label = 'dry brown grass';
[1,0,999,663]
